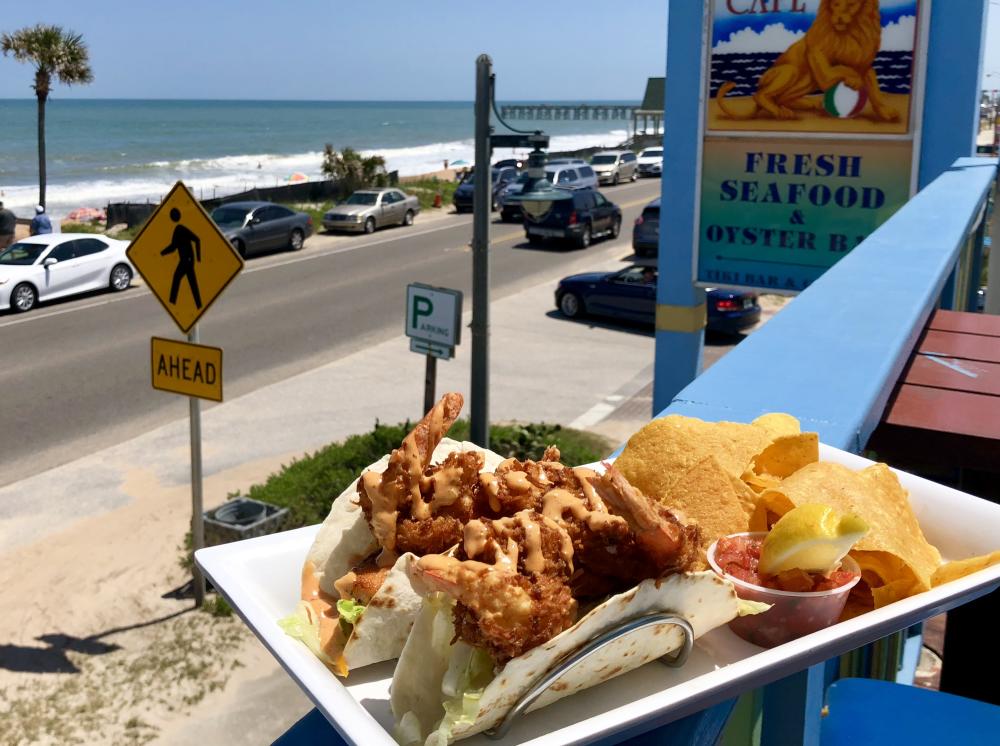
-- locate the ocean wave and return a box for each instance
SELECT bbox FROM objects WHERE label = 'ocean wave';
[0,129,630,221]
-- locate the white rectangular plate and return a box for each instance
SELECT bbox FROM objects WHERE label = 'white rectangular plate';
[196,445,1000,746]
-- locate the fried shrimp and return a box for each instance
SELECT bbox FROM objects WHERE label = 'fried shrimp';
[357,393,467,565]
[593,463,700,576]
[412,509,579,665]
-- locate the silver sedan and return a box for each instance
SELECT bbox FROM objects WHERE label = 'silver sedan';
[322,189,421,234]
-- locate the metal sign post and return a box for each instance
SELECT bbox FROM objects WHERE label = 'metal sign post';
[188,323,206,607]
[127,181,244,607]
[471,54,493,448]
[406,283,462,413]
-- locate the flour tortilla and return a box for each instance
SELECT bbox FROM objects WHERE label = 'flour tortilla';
[297,437,505,674]
[391,568,741,743]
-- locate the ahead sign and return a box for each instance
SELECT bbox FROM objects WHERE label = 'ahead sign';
[406,283,463,347]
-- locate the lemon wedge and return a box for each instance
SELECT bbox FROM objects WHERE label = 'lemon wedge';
[759,504,869,575]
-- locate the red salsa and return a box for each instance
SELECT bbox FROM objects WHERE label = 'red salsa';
[714,535,858,593]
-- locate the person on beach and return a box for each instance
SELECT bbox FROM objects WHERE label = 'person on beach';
[0,201,15,249]
[160,207,202,309]
[30,205,52,236]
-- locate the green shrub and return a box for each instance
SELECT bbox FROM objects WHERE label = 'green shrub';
[235,420,611,529]
[399,177,459,210]
[60,221,104,233]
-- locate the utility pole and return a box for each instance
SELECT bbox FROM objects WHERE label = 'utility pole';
[470,54,492,448]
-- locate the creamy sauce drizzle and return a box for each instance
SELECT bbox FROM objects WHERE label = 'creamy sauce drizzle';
[543,487,627,531]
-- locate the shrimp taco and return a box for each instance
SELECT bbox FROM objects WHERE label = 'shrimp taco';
[280,393,505,676]
[391,465,753,745]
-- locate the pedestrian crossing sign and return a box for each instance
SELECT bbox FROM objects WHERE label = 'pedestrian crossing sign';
[127,181,244,333]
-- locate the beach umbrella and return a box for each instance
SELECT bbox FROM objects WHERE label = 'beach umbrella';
[450,159,470,167]
[286,172,309,183]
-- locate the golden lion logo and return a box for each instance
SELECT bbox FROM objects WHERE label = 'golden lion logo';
[717,0,899,122]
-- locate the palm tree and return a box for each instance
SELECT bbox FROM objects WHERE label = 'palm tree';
[1,25,93,208]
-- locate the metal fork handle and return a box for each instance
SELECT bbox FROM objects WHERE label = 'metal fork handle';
[483,612,694,740]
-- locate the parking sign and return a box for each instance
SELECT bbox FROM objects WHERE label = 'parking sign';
[406,283,463,348]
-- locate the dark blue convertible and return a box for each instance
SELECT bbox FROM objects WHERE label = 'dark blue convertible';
[555,264,761,334]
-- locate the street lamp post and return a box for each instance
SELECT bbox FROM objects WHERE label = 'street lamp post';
[468,56,552,448]
[470,55,492,448]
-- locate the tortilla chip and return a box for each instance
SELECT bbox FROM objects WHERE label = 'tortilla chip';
[616,415,772,501]
[932,550,1000,587]
[662,456,756,568]
[751,433,819,480]
[751,413,801,439]
[742,470,783,494]
[751,462,941,608]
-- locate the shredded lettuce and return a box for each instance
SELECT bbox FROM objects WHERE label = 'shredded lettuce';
[414,595,497,746]
[278,601,332,665]
[336,598,366,626]
[738,599,772,617]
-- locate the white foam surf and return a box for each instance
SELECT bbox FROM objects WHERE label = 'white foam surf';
[0,129,631,221]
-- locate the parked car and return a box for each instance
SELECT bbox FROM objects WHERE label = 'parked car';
[554,264,761,333]
[523,187,622,248]
[453,166,519,213]
[636,147,664,177]
[321,189,420,234]
[632,198,660,258]
[590,150,638,185]
[0,233,133,313]
[492,158,523,170]
[212,201,313,257]
[498,164,599,221]
[545,158,587,166]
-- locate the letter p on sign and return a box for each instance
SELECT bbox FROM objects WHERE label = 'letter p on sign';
[412,294,434,329]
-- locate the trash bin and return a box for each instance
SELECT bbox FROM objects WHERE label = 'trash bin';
[203,497,289,547]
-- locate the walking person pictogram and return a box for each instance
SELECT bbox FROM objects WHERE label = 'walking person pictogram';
[161,208,202,309]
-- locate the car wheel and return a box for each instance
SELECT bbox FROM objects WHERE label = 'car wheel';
[289,229,305,252]
[232,238,246,259]
[576,224,592,249]
[109,263,132,291]
[630,171,638,182]
[610,216,622,239]
[364,217,376,234]
[11,283,37,313]
[612,173,620,186]
[491,197,498,212]
[559,292,584,318]
[403,210,414,226]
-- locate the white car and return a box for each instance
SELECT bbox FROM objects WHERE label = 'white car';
[637,148,664,177]
[0,233,134,313]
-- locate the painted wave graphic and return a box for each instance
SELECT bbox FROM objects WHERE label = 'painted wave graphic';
[710,50,914,97]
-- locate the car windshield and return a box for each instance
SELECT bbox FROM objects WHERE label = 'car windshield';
[591,155,618,164]
[345,193,379,205]
[0,242,47,265]
[212,207,250,227]
[642,150,663,157]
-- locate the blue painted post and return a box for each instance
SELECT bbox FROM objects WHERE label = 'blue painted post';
[920,1,988,321]
[918,0,990,189]
[652,0,706,415]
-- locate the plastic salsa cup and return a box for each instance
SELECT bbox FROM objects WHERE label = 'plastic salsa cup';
[707,531,861,648]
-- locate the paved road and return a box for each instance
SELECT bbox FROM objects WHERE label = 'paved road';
[0,179,664,486]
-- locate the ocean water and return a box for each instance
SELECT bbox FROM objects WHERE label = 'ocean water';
[0,99,634,220]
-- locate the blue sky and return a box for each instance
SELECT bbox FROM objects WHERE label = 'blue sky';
[0,0,668,101]
[0,1,997,100]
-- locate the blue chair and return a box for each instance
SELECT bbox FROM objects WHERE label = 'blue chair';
[821,678,1000,746]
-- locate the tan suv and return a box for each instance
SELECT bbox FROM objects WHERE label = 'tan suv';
[590,150,638,186]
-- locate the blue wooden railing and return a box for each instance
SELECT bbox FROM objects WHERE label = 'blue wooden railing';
[646,156,997,746]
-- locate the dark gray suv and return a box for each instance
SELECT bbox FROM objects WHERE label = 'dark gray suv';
[632,198,659,258]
